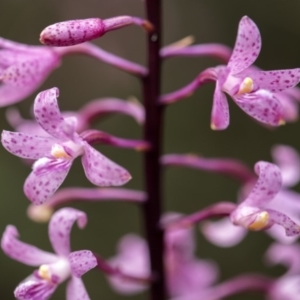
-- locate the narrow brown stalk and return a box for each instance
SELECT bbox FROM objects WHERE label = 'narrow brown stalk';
[142,0,166,299]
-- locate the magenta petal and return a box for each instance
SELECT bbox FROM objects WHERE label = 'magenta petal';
[0,81,39,107]
[1,225,58,266]
[249,69,300,93]
[49,208,87,256]
[81,143,131,186]
[1,130,53,159]
[1,56,53,87]
[227,16,261,74]
[210,83,229,130]
[34,88,71,140]
[267,209,300,236]
[201,218,247,247]
[271,145,300,187]
[66,276,91,300]
[14,275,57,300]
[233,89,283,126]
[69,250,97,277]
[243,161,282,207]
[24,158,72,205]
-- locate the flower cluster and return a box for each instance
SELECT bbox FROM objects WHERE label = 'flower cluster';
[1,5,300,300]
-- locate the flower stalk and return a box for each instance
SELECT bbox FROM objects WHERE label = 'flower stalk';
[142,0,166,299]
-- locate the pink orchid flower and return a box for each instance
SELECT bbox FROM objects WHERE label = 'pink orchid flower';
[1,88,131,204]
[1,208,97,300]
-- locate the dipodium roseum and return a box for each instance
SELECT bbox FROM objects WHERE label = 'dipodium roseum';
[201,146,300,246]
[0,37,60,107]
[230,161,300,236]
[210,16,300,129]
[1,208,97,300]
[1,87,131,204]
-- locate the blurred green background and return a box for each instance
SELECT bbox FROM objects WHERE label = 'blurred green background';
[1,0,300,299]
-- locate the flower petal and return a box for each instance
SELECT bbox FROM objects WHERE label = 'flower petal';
[265,243,300,275]
[49,208,87,256]
[266,209,300,237]
[243,161,282,207]
[233,89,283,126]
[266,225,299,244]
[201,218,247,247]
[14,275,57,300]
[24,158,72,205]
[268,275,300,300]
[227,16,261,74]
[1,225,57,266]
[81,142,131,186]
[210,83,229,130]
[168,259,218,297]
[0,81,39,107]
[248,69,300,93]
[66,276,91,300]
[34,87,74,140]
[1,130,53,159]
[69,250,97,277]
[271,145,300,187]
[107,234,150,295]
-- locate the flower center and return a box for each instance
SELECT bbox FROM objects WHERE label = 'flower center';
[248,211,269,231]
[51,144,71,159]
[237,77,254,94]
[38,265,52,281]
[37,258,71,284]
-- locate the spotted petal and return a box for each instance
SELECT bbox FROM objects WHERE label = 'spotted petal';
[69,250,97,277]
[34,87,74,140]
[24,158,72,205]
[1,225,58,266]
[246,69,300,93]
[14,275,57,300]
[227,16,261,74]
[233,89,283,126]
[66,276,91,300]
[243,161,282,207]
[81,142,131,186]
[267,209,300,237]
[49,208,87,257]
[1,130,53,159]
[210,83,229,130]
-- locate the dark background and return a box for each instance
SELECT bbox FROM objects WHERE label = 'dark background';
[1,0,300,299]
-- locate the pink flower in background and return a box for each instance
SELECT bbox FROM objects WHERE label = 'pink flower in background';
[202,151,300,247]
[1,88,131,204]
[209,16,300,129]
[1,208,97,300]
[0,37,60,107]
[266,243,300,300]
[107,214,218,297]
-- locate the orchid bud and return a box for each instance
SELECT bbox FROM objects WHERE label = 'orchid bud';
[40,16,153,46]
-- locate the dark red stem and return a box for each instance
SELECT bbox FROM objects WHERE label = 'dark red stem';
[142,0,166,299]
